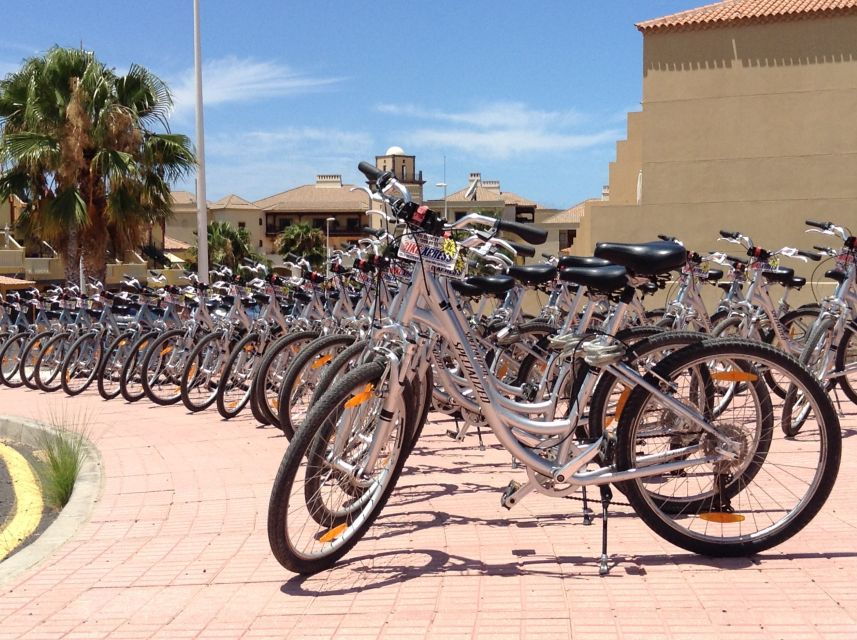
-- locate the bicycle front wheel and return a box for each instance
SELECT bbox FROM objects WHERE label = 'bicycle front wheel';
[267,360,413,574]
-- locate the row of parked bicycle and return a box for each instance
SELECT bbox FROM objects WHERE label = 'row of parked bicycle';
[1,159,854,576]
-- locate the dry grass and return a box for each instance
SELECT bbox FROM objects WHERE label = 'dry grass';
[34,405,92,510]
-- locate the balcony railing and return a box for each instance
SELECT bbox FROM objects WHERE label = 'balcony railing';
[0,248,25,274]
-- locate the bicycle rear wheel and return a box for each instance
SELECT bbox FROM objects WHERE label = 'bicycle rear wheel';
[616,338,840,556]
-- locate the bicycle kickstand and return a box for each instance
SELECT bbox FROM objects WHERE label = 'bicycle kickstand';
[581,487,594,526]
[598,485,613,576]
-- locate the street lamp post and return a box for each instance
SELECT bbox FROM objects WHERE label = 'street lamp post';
[193,0,209,283]
[325,217,335,281]
[435,182,448,220]
[436,154,448,220]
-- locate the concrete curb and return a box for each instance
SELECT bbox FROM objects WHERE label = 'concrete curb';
[0,415,103,587]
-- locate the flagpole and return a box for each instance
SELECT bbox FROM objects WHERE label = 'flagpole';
[193,0,209,283]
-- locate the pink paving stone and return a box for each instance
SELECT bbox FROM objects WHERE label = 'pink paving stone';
[0,387,856,638]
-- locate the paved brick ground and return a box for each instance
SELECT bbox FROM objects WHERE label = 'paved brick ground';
[0,385,856,639]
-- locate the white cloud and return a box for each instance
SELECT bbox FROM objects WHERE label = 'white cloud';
[182,126,374,200]
[170,56,341,119]
[377,101,585,130]
[377,101,620,159]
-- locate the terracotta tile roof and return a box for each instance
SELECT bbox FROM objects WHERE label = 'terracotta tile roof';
[170,190,196,206]
[209,194,260,210]
[254,184,369,212]
[164,236,191,251]
[637,0,857,32]
[443,185,538,207]
[540,199,596,226]
[0,275,35,288]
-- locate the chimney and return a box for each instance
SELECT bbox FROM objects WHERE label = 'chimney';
[601,185,610,201]
[482,180,500,193]
[468,172,482,184]
[316,174,342,188]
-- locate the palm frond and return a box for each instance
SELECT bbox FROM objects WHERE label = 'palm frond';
[2,131,60,167]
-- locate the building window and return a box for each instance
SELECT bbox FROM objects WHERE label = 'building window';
[559,230,577,251]
[266,214,292,235]
[455,211,467,221]
[238,221,246,230]
[346,217,360,231]
[312,218,325,230]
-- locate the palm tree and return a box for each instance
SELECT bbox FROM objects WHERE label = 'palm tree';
[0,47,196,282]
[189,220,262,272]
[275,222,325,267]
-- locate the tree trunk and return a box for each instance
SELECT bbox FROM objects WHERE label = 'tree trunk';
[63,226,82,287]
[81,223,109,286]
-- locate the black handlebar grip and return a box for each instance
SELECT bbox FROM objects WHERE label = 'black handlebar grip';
[813,245,832,253]
[361,226,383,238]
[495,219,548,246]
[727,254,748,265]
[805,220,830,230]
[505,240,535,258]
[797,249,822,261]
[719,230,740,240]
[357,161,384,182]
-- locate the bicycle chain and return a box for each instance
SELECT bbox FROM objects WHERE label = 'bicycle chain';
[563,493,633,508]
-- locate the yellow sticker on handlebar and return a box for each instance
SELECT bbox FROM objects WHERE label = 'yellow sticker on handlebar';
[710,371,758,382]
[344,384,374,408]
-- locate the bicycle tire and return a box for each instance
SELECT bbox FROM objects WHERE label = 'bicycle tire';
[252,330,319,427]
[140,329,188,406]
[267,360,413,574]
[616,338,840,556]
[277,333,357,439]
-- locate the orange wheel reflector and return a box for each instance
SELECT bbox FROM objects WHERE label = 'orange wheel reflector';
[140,341,149,350]
[606,387,631,427]
[44,346,53,355]
[33,341,40,349]
[699,512,746,523]
[318,523,347,543]
[119,340,127,347]
[711,370,758,382]
[497,363,508,379]
[244,344,255,352]
[271,399,279,410]
[188,365,198,378]
[173,386,181,393]
[160,346,174,356]
[311,354,333,369]
[344,384,374,408]
[226,401,238,409]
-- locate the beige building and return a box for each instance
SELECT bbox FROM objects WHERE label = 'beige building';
[425,173,540,224]
[254,175,371,256]
[575,0,857,300]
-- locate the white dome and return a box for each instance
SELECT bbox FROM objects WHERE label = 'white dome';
[385,145,405,156]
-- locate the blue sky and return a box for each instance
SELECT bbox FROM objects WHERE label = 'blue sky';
[0,1,695,210]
